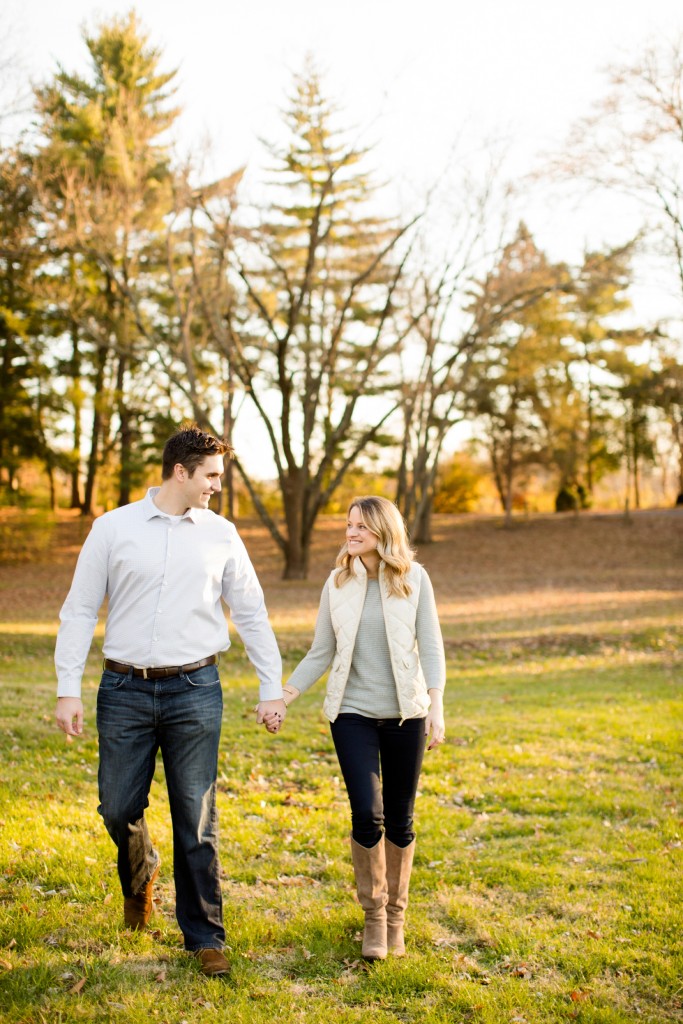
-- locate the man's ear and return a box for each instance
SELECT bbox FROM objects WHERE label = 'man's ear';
[173,463,187,482]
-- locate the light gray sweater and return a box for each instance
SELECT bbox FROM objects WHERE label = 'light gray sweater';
[287,568,446,718]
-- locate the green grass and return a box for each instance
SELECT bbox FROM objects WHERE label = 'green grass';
[0,624,681,1023]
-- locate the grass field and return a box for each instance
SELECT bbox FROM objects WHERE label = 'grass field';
[0,509,681,1023]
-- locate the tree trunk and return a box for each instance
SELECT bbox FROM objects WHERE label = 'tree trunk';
[69,299,82,508]
[282,470,310,579]
[116,355,133,506]
[220,361,235,519]
[586,364,594,497]
[82,345,108,515]
[623,419,632,519]
[411,498,433,545]
[46,462,56,512]
[504,438,515,527]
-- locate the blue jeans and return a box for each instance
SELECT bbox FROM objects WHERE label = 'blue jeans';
[96,663,224,951]
[330,714,426,848]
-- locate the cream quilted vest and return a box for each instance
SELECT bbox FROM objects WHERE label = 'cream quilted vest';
[322,557,431,723]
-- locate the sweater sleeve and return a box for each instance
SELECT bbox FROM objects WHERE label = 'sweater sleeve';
[286,583,337,694]
[416,568,446,691]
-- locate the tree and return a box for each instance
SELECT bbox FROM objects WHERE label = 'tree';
[33,10,179,510]
[0,148,59,501]
[650,349,683,501]
[561,39,683,312]
[605,352,657,511]
[201,64,415,578]
[552,243,638,504]
[468,225,572,523]
[433,453,484,513]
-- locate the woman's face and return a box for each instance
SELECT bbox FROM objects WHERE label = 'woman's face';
[346,506,379,561]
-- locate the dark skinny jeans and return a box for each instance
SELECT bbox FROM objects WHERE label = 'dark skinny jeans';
[330,713,426,849]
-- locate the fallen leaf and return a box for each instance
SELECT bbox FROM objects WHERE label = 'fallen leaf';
[103,893,113,905]
[7,939,16,950]
[0,958,12,971]
[586,929,602,939]
[570,989,590,1002]
[511,965,532,978]
[69,977,86,994]
[155,970,166,983]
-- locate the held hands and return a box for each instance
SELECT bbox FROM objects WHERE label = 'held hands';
[55,697,84,739]
[256,697,287,735]
[256,685,300,735]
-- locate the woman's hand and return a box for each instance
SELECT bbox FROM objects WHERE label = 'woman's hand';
[425,689,445,750]
[256,698,287,734]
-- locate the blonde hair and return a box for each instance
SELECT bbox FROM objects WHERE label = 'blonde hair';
[335,496,415,597]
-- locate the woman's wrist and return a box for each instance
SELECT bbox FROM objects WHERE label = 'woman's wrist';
[282,684,300,707]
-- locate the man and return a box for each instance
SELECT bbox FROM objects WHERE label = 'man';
[55,424,286,978]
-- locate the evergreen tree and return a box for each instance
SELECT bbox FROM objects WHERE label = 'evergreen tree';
[34,10,178,509]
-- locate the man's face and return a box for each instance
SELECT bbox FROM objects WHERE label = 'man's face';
[179,454,224,509]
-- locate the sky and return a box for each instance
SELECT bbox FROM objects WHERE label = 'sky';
[8,1,683,241]
[5,0,683,472]
[8,0,683,267]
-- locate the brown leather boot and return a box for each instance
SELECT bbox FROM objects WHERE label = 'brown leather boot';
[350,837,388,961]
[195,948,231,977]
[385,838,415,956]
[123,862,160,930]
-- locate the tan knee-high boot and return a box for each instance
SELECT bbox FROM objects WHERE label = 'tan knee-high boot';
[350,837,388,961]
[385,838,415,956]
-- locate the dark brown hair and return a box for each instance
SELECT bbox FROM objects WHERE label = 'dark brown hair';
[161,423,234,479]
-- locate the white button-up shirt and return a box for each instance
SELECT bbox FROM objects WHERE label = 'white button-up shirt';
[55,488,282,700]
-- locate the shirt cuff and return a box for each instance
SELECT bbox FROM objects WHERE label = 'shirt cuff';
[57,679,83,699]
[258,681,284,701]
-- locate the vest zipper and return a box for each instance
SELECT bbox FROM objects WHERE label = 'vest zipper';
[378,566,408,725]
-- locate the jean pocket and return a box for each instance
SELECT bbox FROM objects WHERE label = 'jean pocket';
[99,670,127,691]
[182,665,221,688]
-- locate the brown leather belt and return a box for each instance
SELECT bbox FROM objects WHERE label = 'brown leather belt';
[103,655,218,680]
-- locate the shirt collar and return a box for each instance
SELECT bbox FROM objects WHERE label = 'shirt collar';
[143,487,201,524]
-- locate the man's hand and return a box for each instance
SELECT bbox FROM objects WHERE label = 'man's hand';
[56,697,84,738]
[256,698,286,734]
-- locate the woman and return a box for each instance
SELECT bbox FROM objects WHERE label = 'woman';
[264,496,446,960]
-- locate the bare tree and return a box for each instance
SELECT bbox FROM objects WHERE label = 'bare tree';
[560,38,683,308]
[394,159,514,542]
[178,64,417,579]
